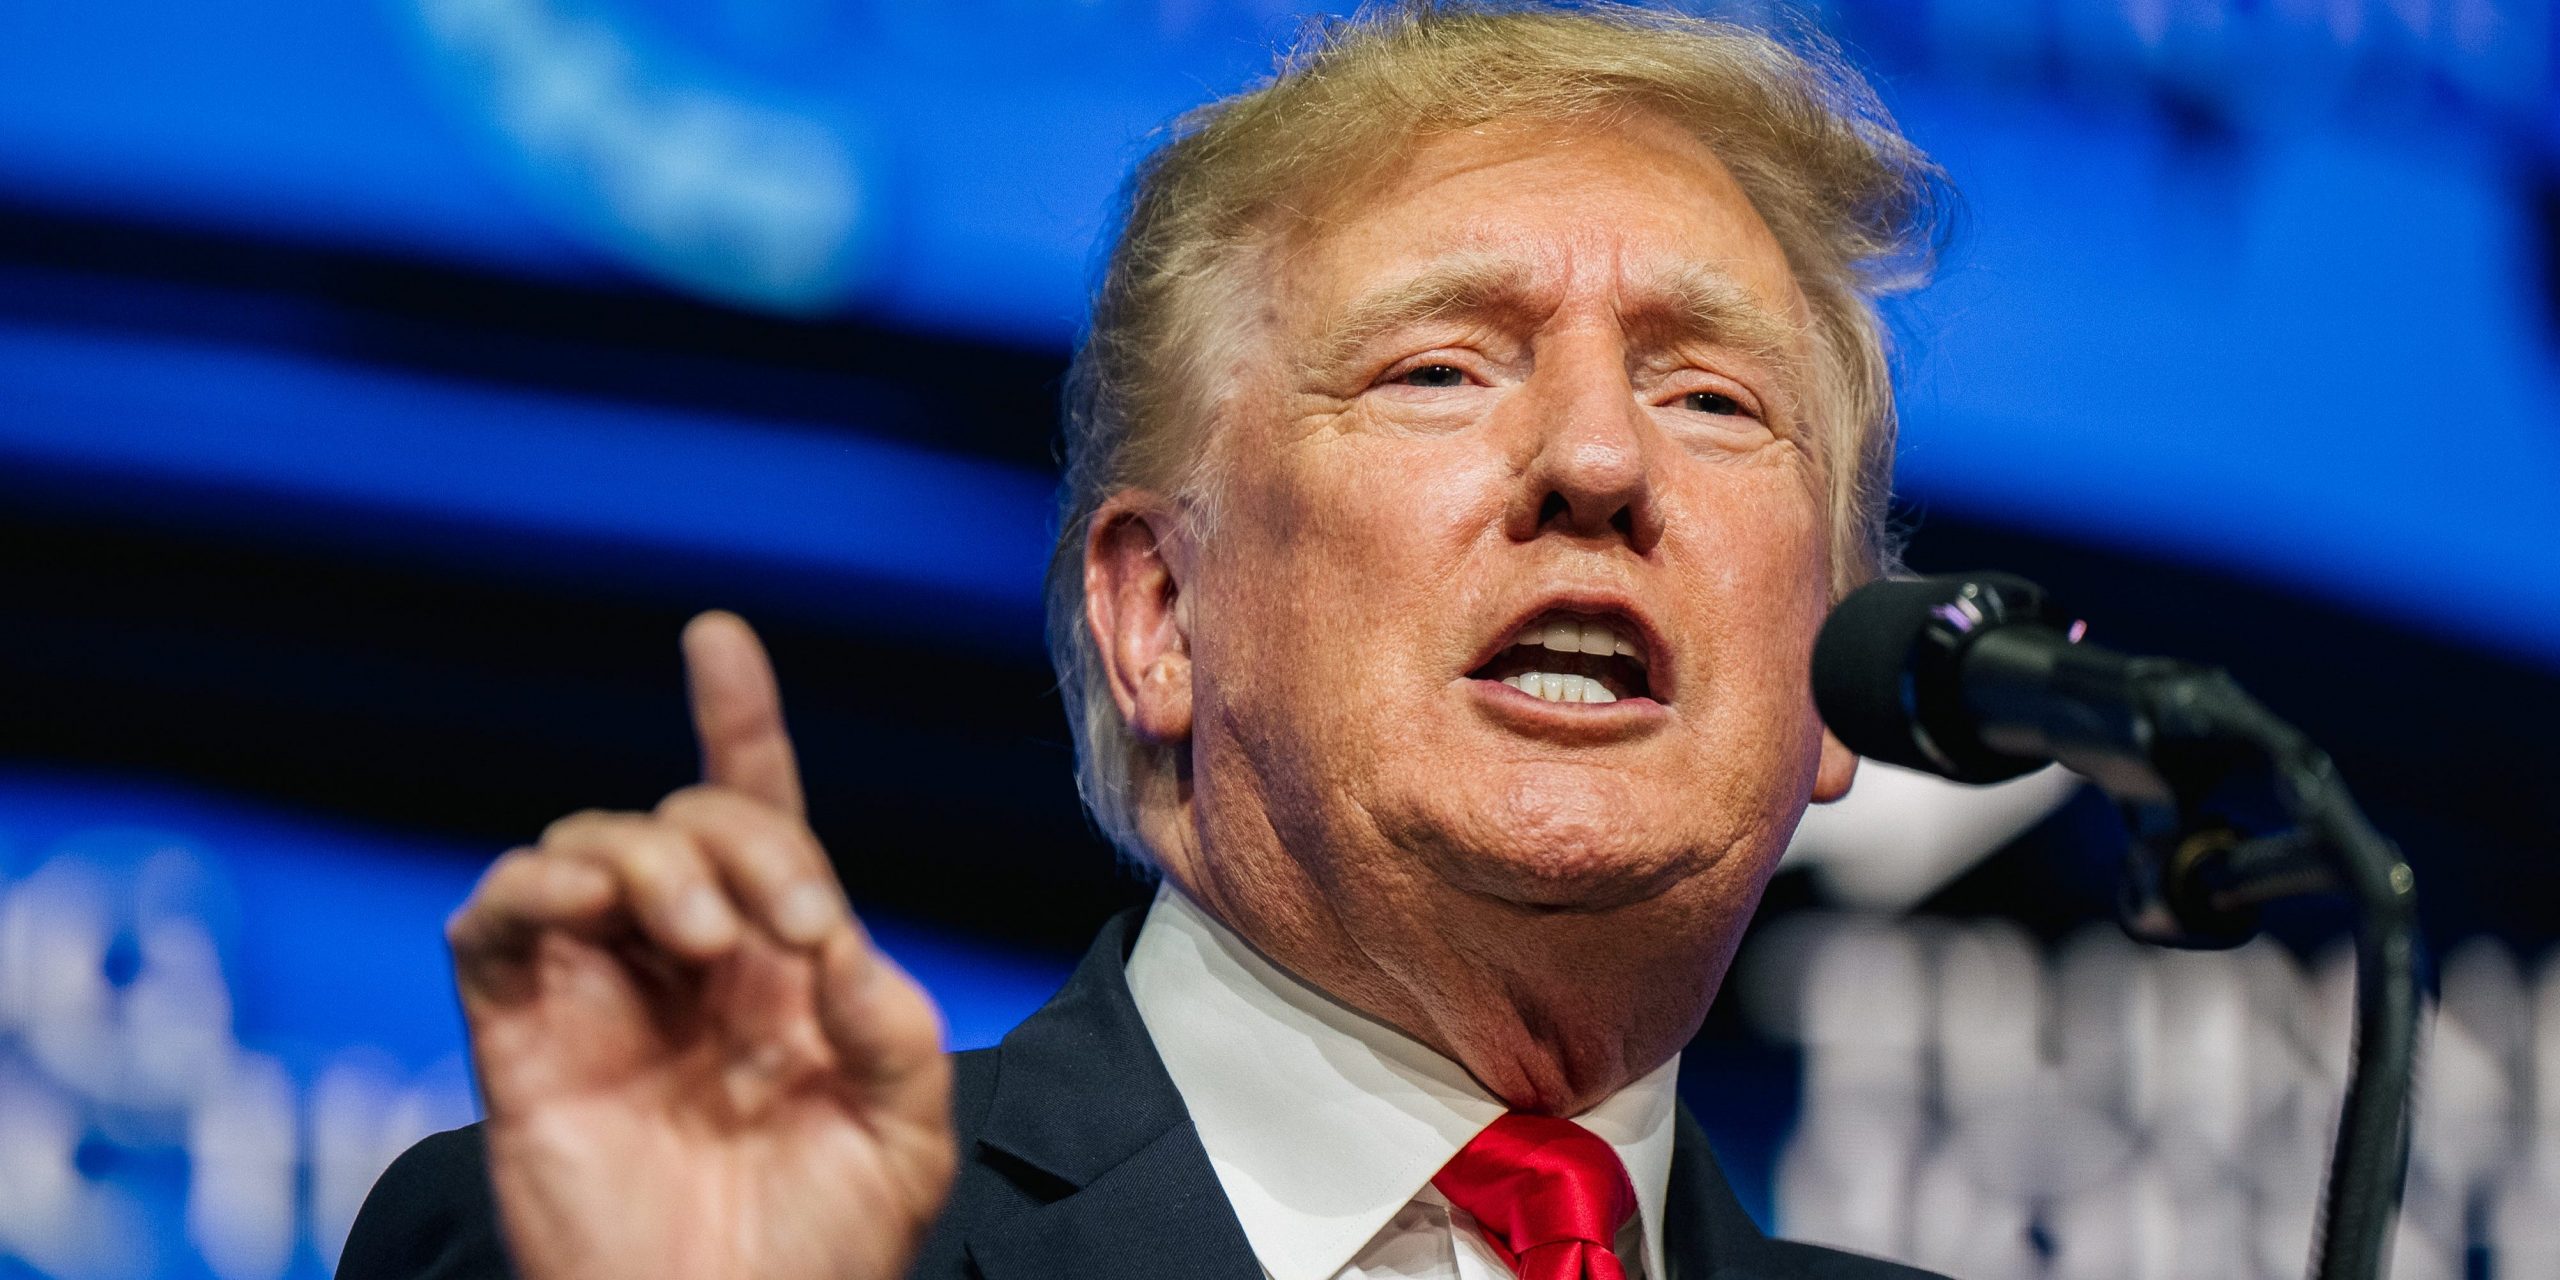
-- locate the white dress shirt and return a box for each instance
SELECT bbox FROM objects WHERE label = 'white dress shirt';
[1124,885,1680,1280]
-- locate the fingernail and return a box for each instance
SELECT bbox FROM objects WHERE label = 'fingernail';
[675,887,733,948]
[777,883,837,945]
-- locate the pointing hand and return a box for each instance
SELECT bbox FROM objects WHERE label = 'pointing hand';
[446,612,956,1280]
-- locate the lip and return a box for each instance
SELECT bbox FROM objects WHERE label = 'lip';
[1465,675,1674,742]
[1462,590,1677,706]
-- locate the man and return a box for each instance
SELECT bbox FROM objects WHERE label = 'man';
[340,3,1951,1277]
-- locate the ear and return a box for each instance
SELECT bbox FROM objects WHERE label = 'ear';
[1083,492,1194,747]
[1810,726,1859,805]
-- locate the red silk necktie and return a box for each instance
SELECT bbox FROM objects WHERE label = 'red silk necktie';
[1432,1113,1638,1280]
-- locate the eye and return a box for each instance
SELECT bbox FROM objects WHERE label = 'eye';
[1681,390,1747,416]
[1398,363,1468,389]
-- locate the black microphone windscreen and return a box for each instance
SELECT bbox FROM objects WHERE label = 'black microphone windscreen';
[1813,572,2054,784]
[1812,576,1969,776]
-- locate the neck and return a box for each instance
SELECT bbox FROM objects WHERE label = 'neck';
[1150,809,1742,1115]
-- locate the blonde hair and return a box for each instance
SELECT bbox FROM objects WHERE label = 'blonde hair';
[1046,1,1951,861]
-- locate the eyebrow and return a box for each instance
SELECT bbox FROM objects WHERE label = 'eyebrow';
[1625,261,1807,379]
[1306,253,1809,385]
[1307,252,1529,374]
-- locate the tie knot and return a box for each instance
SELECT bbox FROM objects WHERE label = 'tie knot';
[1433,1113,1636,1274]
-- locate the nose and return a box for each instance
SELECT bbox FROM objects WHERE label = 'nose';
[1505,337,1665,554]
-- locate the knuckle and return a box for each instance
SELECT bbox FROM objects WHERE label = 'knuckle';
[466,848,540,902]
[652,784,715,818]
[479,845,536,877]
[537,808,619,846]
[547,813,685,872]
[658,789,799,867]
[655,783,754,828]
[610,832,694,884]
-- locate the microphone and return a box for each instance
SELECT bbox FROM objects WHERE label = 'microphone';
[1812,572,2170,798]
[1810,571,2421,1280]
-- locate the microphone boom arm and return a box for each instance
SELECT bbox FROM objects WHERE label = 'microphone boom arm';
[2076,660,2420,1280]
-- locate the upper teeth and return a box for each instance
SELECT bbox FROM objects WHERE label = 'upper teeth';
[1515,617,1642,665]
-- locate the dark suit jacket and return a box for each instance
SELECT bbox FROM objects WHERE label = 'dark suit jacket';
[340,910,1944,1279]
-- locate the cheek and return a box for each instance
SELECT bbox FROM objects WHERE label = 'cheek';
[1675,461,1833,728]
[1688,458,1830,623]
[1191,435,1501,723]
[1230,431,1513,627]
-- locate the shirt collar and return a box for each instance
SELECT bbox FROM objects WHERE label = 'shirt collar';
[1124,884,1679,1280]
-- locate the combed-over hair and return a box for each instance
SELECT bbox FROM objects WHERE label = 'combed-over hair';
[1046,0,1951,862]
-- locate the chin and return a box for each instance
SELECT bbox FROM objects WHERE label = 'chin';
[1399,767,1706,913]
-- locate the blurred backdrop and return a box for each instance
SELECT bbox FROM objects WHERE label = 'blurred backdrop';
[1,1,2556,1277]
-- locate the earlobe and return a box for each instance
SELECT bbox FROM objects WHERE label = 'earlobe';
[1810,727,1859,805]
[1083,495,1194,747]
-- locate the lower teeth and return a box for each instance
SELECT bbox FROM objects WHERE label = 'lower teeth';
[1501,672,1616,704]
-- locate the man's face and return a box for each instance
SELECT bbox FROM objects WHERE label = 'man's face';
[1164,111,1853,942]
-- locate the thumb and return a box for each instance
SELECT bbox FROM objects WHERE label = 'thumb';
[817,927,952,1118]
[682,611,807,817]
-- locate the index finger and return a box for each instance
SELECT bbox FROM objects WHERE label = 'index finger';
[681,611,806,818]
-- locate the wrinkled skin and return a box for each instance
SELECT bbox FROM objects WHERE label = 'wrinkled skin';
[1086,112,1859,1115]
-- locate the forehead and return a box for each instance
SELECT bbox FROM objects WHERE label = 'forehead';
[1271,111,1808,335]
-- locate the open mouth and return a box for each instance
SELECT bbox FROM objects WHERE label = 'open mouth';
[1466,612,1655,705]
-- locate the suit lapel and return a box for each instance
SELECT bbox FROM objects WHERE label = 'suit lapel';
[963,909,1262,1280]
[1662,1104,1782,1279]
[967,1121,1259,1280]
